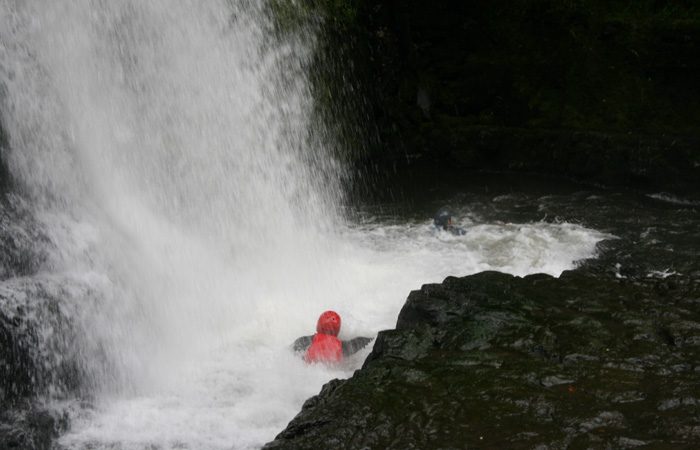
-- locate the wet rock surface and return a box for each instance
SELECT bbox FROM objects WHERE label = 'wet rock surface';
[0,402,68,450]
[1,276,86,403]
[1,195,80,449]
[0,275,86,450]
[266,269,700,448]
[0,195,51,281]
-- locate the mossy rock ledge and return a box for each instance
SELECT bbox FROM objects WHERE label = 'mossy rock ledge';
[265,270,700,449]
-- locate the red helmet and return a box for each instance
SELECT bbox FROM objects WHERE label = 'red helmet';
[316,310,341,336]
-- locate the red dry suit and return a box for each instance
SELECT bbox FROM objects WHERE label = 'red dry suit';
[304,311,343,364]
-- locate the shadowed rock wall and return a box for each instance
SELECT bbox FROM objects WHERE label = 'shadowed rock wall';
[0,101,73,450]
[318,0,700,194]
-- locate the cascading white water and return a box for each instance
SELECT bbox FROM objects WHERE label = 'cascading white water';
[0,1,611,449]
[2,0,342,387]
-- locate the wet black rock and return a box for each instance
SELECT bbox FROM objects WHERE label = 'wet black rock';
[1,111,11,194]
[0,402,68,450]
[0,163,81,448]
[0,194,51,281]
[1,276,85,403]
[266,270,700,449]
[0,193,76,404]
[1,274,87,450]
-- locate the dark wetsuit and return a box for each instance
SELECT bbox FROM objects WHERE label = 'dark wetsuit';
[448,226,467,236]
[293,335,373,358]
[433,208,467,236]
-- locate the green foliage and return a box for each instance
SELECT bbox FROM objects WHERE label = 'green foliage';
[267,0,360,33]
[266,0,315,35]
[314,0,358,25]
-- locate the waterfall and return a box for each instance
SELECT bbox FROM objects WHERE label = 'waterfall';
[1,0,344,397]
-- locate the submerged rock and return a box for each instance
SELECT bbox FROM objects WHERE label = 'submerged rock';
[0,402,68,450]
[266,270,700,449]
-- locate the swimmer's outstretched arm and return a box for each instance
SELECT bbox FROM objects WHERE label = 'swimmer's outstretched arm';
[292,335,313,353]
[342,336,373,357]
[292,335,373,357]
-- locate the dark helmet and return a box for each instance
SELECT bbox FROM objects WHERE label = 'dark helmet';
[433,208,452,230]
[316,310,341,336]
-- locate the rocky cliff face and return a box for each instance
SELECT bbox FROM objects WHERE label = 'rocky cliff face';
[318,0,700,194]
[266,269,700,449]
[0,133,73,448]
[0,197,77,449]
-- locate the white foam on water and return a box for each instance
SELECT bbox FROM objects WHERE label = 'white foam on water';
[648,192,700,206]
[54,219,607,450]
[647,269,680,279]
[0,1,610,449]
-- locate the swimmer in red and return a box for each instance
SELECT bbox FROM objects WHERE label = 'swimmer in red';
[304,310,343,364]
[293,310,372,364]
